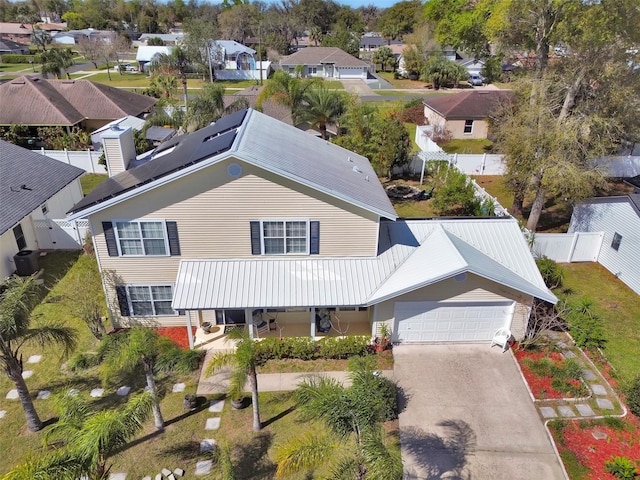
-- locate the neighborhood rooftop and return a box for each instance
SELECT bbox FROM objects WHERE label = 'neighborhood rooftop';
[68,108,397,220]
[422,90,514,120]
[280,47,370,68]
[0,140,84,236]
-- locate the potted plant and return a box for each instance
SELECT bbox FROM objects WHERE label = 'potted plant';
[202,322,212,334]
[374,323,392,352]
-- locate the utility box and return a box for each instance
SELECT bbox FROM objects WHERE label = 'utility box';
[14,250,39,276]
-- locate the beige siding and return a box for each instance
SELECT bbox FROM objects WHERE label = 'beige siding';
[374,274,532,340]
[424,108,446,128]
[446,119,489,139]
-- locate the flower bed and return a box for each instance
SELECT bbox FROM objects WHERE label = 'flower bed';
[155,326,197,350]
[550,415,640,480]
[515,348,588,399]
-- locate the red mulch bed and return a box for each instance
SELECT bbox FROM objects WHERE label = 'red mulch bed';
[155,327,196,350]
[514,348,574,399]
[551,414,640,479]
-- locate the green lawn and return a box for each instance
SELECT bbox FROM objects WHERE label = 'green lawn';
[441,139,493,154]
[0,63,37,74]
[558,263,640,385]
[80,173,108,195]
[471,175,514,212]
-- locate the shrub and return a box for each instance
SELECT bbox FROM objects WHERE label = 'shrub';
[1,54,41,64]
[605,456,638,479]
[317,336,369,359]
[626,375,640,418]
[68,351,101,371]
[254,335,370,362]
[536,257,564,289]
[566,297,607,350]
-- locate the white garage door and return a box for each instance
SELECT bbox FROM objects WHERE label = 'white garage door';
[395,301,514,343]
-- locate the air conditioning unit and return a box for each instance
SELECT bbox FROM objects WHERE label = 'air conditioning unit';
[14,250,39,276]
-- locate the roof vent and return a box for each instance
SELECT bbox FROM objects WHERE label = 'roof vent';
[347,156,353,162]
[352,166,362,174]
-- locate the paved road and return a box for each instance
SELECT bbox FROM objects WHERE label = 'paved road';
[394,344,566,480]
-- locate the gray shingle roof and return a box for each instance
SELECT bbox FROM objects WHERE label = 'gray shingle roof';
[423,90,514,120]
[280,47,369,68]
[68,109,397,220]
[0,140,84,235]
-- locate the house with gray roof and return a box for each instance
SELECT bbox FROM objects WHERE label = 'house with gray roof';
[66,108,554,349]
[279,47,371,79]
[0,141,85,280]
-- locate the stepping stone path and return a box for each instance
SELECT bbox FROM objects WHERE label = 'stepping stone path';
[562,350,576,358]
[6,390,19,400]
[172,383,186,393]
[582,369,597,381]
[0,410,6,419]
[199,439,216,452]
[68,389,80,396]
[37,390,51,400]
[116,386,131,396]
[205,418,220,430]
[195,460,212,476]
[21,370,33,379]
[108,473,127,480]
[576,404,595,416]
[209,399,224,412]
[592,430,608,440]
[591,384,607,396]
[596,398,614,410]
[557,405,575,417]
[90,388,104,398]
[27,355,42,363]
[540,406,557,418]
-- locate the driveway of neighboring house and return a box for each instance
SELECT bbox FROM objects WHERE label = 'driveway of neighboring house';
[394,344,566,480]
[340,79,375,96]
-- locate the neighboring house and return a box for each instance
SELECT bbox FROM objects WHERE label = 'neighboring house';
[0,76,156,131]
[138,33,184,45]
[359,34,402,52]
[136,45,173,71]
[280,47,371,79]
[0,22,33,44]
[51,34,76,45]
[0,140,85,281]
[423,90,513,139]
[66,108,555,349]
[90,116,147,150]
[210,40,270,81]
[568,195,640,295]
[0,39,29,55]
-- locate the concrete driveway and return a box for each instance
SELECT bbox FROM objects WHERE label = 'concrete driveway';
[394,344,566,480]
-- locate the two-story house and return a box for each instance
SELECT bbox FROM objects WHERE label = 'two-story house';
[67,109,555,349]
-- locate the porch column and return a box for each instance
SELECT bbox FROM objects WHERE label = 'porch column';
[186,311,194,350]
[246,308,254,339]
[310,308,316,340]
[372,304,379,339]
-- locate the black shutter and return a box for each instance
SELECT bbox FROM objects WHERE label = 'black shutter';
[115,285,130,316]
[166,221,181,256]
[103,222,119,256]
[250,221,261,255]
[310,221,320,255]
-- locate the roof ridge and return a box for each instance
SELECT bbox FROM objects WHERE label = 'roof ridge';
[25,76,83,124]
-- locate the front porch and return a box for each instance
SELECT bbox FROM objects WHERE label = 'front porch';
[191,308,372,350]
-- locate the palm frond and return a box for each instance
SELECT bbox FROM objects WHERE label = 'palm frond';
[327,455,360,480]
[44,390,93,446]
[360,428,403,480]
[21,324,77,358]
[274,431,338,478]
[0,276,38,341]
[2,449,82,480]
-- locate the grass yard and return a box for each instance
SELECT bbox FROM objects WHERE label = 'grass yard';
[80,173,108,195]
[0,63,37,74]
[441,139,493,154]
[376,71,430,89]
[558,263,640,385]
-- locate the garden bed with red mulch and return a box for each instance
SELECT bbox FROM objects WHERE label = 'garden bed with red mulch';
[155,326,196,350]
[514,347,587,399]
[550,415,640,480]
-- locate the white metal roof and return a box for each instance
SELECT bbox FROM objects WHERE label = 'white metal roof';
[172,218,557,310]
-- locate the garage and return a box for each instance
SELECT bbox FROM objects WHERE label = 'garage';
[394,301,514,343]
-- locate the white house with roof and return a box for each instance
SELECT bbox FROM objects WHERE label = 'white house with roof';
[568,194,640,295]
[136,45,173,71]
[67,109,554,349]
[0,141,85,281]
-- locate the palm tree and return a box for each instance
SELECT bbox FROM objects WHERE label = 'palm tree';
[6,390,154,480]
[205,328,261,431]
[151,46,191,112]
[295,86,346,140]
[98,328,173,430]
[40,48,74,79]
[184,84,249,132]
[309,26,322,46]
[256,70,320,112]
[0,276,77,432]
[274,358,402,479]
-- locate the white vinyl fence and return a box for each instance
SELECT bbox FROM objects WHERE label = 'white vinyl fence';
[531,232,603,263]
[39,148,107,174]
[33,219,90,250]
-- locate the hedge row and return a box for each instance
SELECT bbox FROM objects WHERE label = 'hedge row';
[254,335,370,362]
[1,54,42,64]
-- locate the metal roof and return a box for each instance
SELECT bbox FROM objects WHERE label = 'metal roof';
[0,141,84,236]
[68,109,397,221]
[172,218,556,310]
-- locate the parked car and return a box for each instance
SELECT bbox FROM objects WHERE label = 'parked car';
[469,74,484,86]
[118,63,138,73]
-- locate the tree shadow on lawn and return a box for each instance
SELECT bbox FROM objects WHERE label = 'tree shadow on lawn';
[232,431,275,479]
[401,420,477,480]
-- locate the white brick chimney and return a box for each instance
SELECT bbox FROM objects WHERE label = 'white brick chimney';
[101,125,136,177]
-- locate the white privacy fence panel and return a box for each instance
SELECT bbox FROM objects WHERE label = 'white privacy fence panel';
[531,232,603,263]
[469,179,509,216]
[452,154,506,176]
[33,219,90,250]
[39,148,107,174]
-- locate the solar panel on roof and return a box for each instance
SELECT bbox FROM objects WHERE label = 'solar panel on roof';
[191,129,237,164]
[206,109,247,137]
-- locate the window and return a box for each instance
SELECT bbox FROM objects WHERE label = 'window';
[308,66,317,75]
[41,204,48,215]
[611,232,622,251]
[115,221,168,256]
[463,120,473,134]
[263,220,308,254]
[13,224,26,250]
[126,285,175,316]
